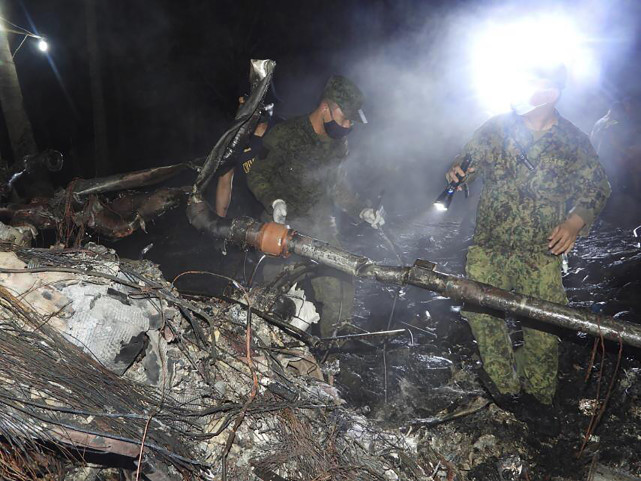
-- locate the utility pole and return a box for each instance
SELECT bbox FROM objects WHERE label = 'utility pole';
[85,0,109,176]
[0,21,38,162]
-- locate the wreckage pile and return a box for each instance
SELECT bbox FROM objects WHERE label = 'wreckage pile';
[0,225,640,480]
[0,239,446,480]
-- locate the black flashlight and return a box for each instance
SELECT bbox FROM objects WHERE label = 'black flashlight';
[434,154,472,211]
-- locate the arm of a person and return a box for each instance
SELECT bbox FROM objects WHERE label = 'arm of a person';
[445,120,496,185]
[215,169,234,217]
[568,141,612,236]
[247,146,289,213]
[549,141,612,255]
[332,167,366,219]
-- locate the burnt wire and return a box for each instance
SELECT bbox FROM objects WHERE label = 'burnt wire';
[0,255,238,472]
[170,270,259,480]
[578,321,625,458]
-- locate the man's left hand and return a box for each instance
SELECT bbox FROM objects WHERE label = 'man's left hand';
[360,207,386,229]
[548,214,585,255]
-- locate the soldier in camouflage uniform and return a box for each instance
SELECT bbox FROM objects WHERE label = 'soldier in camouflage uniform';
[248,75,384,336]
[446,66,611,413]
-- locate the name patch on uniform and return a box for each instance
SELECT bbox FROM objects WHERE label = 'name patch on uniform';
[243,158,255,174]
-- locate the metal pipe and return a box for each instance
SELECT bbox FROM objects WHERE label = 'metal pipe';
[72,163,190,196]
[244,223,641,349]
[405,265,641,348]
[288,233,372,275]
[191,59,276,198]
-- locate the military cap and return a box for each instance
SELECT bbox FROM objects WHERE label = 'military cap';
[322,75,367,123]
[532,63,567,90]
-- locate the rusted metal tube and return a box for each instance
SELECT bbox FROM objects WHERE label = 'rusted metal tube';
[196,215,641,349]
[282,229,641,349]
[405,265,641,348]
[73,164,190,196]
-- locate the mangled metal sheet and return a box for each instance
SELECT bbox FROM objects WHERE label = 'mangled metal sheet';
[58,280,161,374]
[0,248,162,374]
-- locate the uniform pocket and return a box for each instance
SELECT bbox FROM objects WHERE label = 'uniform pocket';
[465,245,489,279]
[466,246,511,288]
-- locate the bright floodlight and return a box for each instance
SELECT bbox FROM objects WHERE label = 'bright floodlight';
[470,14,597,113]
[37,39,48,52]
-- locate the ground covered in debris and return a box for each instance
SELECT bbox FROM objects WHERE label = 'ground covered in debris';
[0,213,639,481]
[0,239,438,480]
[331,216,641,481]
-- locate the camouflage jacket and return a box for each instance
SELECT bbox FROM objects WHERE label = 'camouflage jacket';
[454,111,611,252]
[247,115,363,219]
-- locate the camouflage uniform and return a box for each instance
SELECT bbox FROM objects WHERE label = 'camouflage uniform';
[247,77,366,336]
[455,111,611,404]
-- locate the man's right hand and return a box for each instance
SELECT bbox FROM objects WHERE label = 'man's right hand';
[446,164,475,190]
[272,199,287,224]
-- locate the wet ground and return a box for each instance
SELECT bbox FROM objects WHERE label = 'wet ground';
[108,206,641,480]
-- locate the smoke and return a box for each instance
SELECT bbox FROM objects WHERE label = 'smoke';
[261,0,639,223]
[10,0,640,240]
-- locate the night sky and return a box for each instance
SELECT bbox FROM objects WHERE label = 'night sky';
[2,0,455,178]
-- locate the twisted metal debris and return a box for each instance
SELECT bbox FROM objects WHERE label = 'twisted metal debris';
[0,243,437,480]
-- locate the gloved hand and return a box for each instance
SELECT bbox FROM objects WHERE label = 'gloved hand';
[359,206,385,229]
[272,199,288,224]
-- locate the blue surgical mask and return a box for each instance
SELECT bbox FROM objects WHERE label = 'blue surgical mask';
[324,108,352,139]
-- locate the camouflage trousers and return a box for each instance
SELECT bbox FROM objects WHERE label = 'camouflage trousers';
[260,213,354,338]
[463,245,567,405]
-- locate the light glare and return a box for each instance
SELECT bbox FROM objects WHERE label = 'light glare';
[37,39,48,52]
[470,15,598,114]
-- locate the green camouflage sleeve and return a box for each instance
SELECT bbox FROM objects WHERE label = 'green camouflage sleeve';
[568,138,611,235]
[246,129,289,213]
[448,117,499,184]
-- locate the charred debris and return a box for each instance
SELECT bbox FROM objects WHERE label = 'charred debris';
[0,60,638,480]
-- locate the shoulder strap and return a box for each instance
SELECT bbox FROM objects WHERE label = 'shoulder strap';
[503,121,536,172]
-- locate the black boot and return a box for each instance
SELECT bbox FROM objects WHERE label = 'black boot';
[476,370,561,437]
[513,393,561,437]
[476,368,521,411]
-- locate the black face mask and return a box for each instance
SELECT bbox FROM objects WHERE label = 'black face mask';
[324,108,352,139]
